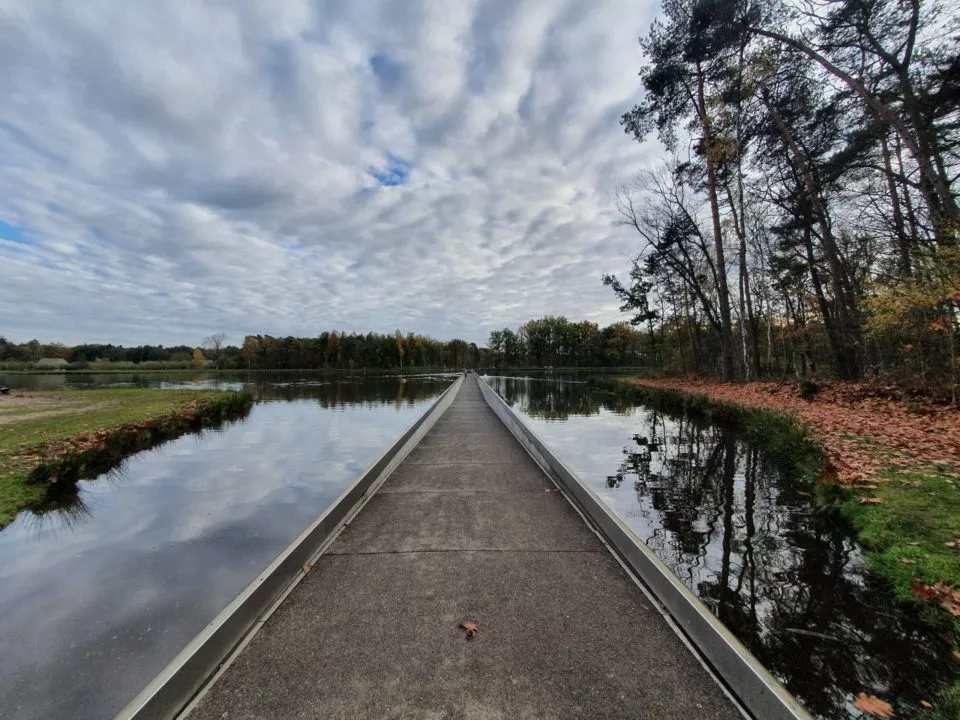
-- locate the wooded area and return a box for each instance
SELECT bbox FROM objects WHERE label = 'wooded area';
[606,0,959,398]
[0,333,480,372]
[1,319,650,372]
[486,317,648,367]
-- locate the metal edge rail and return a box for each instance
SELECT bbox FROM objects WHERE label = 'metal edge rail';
[115,374,465,720]
[475,375,810,720]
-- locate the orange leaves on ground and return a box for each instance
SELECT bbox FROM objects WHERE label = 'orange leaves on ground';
[853,693,894,718]
[459,621,478,640]
[628,378,960,486]
[859,497,885,505]
[911,582,960,617]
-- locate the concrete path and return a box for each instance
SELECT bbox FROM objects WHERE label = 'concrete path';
[188,377,740,719]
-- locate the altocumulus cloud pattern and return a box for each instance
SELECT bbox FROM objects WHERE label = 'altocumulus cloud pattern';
[0,0,660,345]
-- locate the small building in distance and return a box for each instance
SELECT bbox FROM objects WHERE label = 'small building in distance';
[35,357,70,369]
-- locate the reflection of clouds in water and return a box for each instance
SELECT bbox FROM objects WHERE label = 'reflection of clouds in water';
[0,396,436,720]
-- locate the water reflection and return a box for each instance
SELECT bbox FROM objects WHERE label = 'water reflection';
[486,375,957,720]
[0,377,449,720]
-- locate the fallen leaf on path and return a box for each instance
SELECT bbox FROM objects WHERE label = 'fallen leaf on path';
[860,497,885,505]
[459,621,478,640]
[302,563,312,574]
[853,692,894,717]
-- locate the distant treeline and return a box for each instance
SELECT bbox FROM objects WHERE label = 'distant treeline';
[486,317,647,368]
[0,318,650,372]
[0,333,477,371]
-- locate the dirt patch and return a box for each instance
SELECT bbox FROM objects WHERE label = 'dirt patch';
[626,378,960,485]
[0,393,60,409]
[0,407,97,425]
[0,393,99,425]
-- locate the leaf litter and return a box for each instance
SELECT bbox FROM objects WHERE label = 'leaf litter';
[459,621,478,640]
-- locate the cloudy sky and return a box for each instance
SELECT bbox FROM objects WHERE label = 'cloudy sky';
[0,0,659,347]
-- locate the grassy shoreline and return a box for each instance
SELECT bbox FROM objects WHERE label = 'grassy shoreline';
[0,388,253,528]
[596,376,960,715]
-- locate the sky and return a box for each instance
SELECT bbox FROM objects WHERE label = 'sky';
[0,0,660,347]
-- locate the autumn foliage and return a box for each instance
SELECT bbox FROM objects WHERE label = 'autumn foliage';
[626,377,960,486]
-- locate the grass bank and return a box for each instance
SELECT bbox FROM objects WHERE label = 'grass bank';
[598,376,960,717]
[0,388,253,528]
[588,376,825,485]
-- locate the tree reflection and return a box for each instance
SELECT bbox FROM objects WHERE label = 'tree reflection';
[492,376,958,719]
[242,377,451,407]
[487,376,602,419]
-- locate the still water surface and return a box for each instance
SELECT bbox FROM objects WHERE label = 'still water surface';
[0,375,451,720]
[486,375,957,720]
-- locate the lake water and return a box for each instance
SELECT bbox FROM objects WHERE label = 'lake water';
[0,375,452,720]
[484,375,958,720]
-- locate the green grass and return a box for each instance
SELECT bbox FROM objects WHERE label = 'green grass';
[0,388,252,528]
[834,457,960,604]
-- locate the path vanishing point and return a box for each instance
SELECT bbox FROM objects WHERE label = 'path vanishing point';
[121,375,810,720]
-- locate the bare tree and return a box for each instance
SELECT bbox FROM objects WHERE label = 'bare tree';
[202,332,227,370]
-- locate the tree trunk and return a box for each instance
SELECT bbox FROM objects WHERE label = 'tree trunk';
[697,63,736,381]
[880,133,912,274]
[764,93,861,378]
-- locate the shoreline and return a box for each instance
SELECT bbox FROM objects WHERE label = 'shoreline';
[0,389,253,529]
[598,376,960,712]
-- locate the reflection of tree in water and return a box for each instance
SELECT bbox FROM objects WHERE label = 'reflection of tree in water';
[475,377,959,715]
[611,408,955,719]
[487,377,602,419]
[243,378,451,408]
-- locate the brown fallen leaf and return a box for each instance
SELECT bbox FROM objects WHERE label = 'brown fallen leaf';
[302,563,312,574]
[860,497,885,505]
[920,700,933,709]
[459,621,478,640]
[911,582,960,617]
[952,650,960,664]
[853,692,894,718]
[899,559,917,566]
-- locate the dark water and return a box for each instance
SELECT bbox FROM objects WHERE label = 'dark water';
[0,376,450,720]
[485,376,957,720]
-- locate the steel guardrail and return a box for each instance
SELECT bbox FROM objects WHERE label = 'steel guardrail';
[476,375,810,720]
[115,374,464,720]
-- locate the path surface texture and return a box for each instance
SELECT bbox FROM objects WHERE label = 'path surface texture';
[189,377,740,719]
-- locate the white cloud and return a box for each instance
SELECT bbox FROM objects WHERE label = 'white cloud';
[0,0,660,346]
